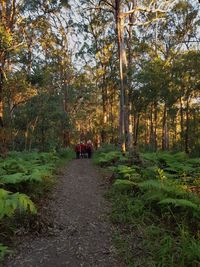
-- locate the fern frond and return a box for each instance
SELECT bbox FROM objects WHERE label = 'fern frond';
[139,180,164,190]
[113,179,136,192]
[0,189,36,219]
[0,173,26,184]
[159,198,199,211]
[0,243,10,259]
[138,180,187,198]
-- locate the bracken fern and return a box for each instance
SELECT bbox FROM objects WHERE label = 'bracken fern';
[0,188,36,219]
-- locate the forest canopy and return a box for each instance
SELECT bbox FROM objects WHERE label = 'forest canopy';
[0,0,200,155]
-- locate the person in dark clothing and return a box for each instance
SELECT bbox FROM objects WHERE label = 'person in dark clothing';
[80,142,86,158]
[75,143,81,159]
[86,140,93,159]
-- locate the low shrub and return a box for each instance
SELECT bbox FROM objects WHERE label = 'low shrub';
[0,149,73,260]
[99,149,200,267]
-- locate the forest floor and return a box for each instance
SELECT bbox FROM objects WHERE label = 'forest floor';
[4,159,124,267]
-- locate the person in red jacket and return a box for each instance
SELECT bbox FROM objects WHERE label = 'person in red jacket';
[80,141,86,158]
[75,143,81,159]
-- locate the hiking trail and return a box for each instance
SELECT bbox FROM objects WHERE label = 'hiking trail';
[5,159,123,267]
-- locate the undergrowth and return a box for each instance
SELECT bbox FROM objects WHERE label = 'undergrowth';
[95,148,200,267]
[0,148,73,261]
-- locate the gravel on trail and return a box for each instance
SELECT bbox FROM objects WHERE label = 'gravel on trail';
[4,159,124,267]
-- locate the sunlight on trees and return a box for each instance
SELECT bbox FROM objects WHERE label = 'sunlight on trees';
[0,0,199,155]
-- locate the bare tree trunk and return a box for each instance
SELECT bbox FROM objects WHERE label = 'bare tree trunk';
[133,113,140,147]
[185,97,190,154]
[145,115,148,146]
[115,0,126,153]
[0,69,3,128]
[25,128,29,151]
[101,71,108,143]
[162,103,168,150]
[154,101,158,151]
[63,131,70,147]
[128,106,133,148]
[110,96,115,143]
[179,97,184,149]
[0,0,16,126]
[149,104,154,148]
[125,14,133,150]
[173,115,177,148]
[41,127,45,152]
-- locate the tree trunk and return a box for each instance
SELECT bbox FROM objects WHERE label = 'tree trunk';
[173,115,177,148]
[63,131,70,147]
[0,0,16,127]
[133,113,140,147]
[24,128,29,151]
[145,115,149,146]
[149,104,154,148]
[162,103,168,150]
[185,97,190,154]
[110,96,115,143]
[126,0,136,151]
[154,101,158,151]
[0,69,3,128]
[101,71,108,144]
[115,0,126,153]
[180,97,184,149]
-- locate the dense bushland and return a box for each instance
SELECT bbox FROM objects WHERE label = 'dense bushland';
[0,149,73,259]
[94,148,200,267]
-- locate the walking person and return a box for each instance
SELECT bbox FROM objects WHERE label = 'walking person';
[86,140,93,159]
[75,143,81,159]
[80,141,86,158]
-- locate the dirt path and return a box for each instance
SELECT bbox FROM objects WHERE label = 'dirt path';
[5,159,123,267]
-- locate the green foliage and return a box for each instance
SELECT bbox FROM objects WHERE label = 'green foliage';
[1,173,34,184]
[0,152,58,187]
[0,189,36,219]
[0,244,10,259]
[138,179,186,198]
[94,151,127,166]
[112,179,136,192]
[2,159,26,174]
[99,150,200,267]
[0,150,73,260]
[58,148,74,159]
[159,198,199,211]
[138,178,200,220]
[141,151,200,182]
[141,166,158,179]
[96,144,118,153]
[0,24,12,49]
[115,165,139,180]
[109,191,145,225]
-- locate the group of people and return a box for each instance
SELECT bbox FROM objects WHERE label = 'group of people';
[75,140,93,159]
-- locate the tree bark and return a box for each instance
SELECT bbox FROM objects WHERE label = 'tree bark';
[162,103,168,150]
[144,115,149,146]
[133,113,140,147]
[149,104,154,148]
[180,97,184,149]
[0,0,16,128]
[101,70,108,144]
[125,3,134,151]
[0,69,3,128]
[154,101,158,151]
[185,97,190,154]
[115,0,126,153]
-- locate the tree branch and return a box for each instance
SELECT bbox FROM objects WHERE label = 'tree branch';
[121,0,179,17]
[99,0,115,9]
